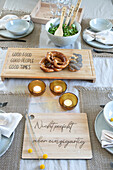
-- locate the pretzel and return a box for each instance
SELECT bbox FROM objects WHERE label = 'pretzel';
[39,57,62,72]
[39,58,54,72]
[46,51,69,69]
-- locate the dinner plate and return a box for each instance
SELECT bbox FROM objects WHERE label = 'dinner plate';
[94,109,113,154]
[83,27,113,49]
[0,21,34,39]
[0,110,15,157]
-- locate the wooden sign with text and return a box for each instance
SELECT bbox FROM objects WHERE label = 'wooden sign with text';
[22,113,92,159]
[1,48,96,82]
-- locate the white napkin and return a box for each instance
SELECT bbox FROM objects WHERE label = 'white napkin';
[101,130,113,148]
[84,29,113,45]
[0,14,31,30]
[0,113,23,138]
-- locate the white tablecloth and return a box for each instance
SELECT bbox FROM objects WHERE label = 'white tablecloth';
[0,0,113,170]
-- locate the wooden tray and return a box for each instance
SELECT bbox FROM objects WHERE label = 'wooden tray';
[1,48,96,82]
[22,112,92,159]
[30,0,84,24]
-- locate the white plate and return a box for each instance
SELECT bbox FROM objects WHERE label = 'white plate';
[0,110,15,157]
[83,27,113,49]
[5,19,30,35]
[94,109,113,154]
[89,18,112,32]
[0,21,34,39]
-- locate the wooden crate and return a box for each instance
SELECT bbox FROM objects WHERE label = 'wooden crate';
[1,48,96,82]
[22,112,92,159]
[30,0,84,24]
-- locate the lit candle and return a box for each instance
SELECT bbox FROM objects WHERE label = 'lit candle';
[33,85,42,93]
[64,99,72,107]
[54,85,63,93]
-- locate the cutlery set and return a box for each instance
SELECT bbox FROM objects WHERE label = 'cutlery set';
[54,0,82,36]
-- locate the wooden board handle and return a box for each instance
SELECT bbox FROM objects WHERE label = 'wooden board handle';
[69,0,82,26]
[65,5,75,26]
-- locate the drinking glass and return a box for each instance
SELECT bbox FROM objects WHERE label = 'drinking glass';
[108,91,113,100]
[57,0,72,15]
[49,0,58,18]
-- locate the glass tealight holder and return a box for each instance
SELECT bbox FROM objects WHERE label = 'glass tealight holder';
[59,92,78,110]
[28,80,46,96]
[49,80,67,96]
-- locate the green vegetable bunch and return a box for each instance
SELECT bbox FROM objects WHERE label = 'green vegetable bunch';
[48,23,78,37]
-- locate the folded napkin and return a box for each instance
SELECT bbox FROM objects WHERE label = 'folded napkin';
[0,14,31,30]
[84,29,113,45]
[0,113,23,138]
[101,130,113,148]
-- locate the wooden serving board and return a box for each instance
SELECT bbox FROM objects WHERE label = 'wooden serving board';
[1,48,96,82]
[30,0,84,24]
[22,112,92,159]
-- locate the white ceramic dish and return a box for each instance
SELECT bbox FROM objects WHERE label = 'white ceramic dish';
[83,27,113,49]
[90,18,112,32]
[5,19,30,35]
[0,21,34,39]
[95,109,113,154]
[103,101,113,128]
[0,110,15,157]
[45,18,81,47]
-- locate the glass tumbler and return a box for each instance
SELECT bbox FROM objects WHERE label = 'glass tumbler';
[49,0,58,18]
[57,0,72,15]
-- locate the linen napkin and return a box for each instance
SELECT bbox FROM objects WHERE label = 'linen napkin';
[101,130,113,148]
[83,29,113,45]
[0,14,31,30]
[0,113,23,138]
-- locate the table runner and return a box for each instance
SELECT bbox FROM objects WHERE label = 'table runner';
[0,92,29,170]
[77,86,113,170]
[81,19,113,58]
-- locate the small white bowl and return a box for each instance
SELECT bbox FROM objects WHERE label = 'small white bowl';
[90,18,112,32]
[45,18,81,47]
[5,19,30,35]
[103,101,113,128]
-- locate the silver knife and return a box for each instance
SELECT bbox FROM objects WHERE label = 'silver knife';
[93,49,113,54]
[0,39,26,42]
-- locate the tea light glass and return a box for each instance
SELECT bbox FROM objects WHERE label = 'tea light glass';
[59,92,78,110]
[28,80,46,96]
[49,80,67,95]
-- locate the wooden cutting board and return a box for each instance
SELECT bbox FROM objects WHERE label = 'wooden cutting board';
[22,112,92,159]
[1,48,96,82]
